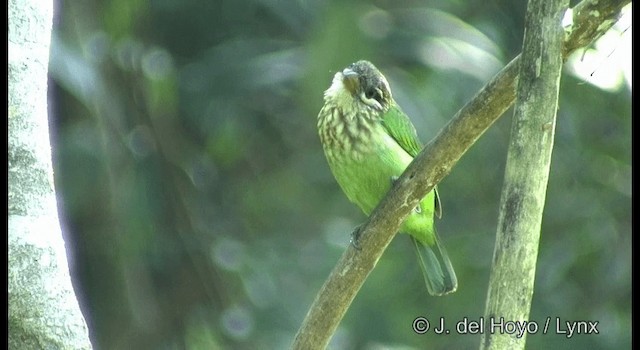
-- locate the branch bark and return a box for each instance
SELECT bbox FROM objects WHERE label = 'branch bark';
[479,0,568,348]
[292,0,629,348]
[8,0,93,348]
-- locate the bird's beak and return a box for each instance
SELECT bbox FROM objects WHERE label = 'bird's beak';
[341,68,359,95]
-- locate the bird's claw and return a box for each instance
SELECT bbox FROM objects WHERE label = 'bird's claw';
[350,224,363,250]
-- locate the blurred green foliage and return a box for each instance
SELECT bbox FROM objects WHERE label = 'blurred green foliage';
[49,0,630,349]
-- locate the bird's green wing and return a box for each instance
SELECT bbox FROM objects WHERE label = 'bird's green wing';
[381,103,442,218]
[381,103,423,157]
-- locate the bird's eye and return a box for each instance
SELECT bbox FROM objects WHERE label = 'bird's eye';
[360,87,384,110]
[364,88,383,103]
[365,89,375,99]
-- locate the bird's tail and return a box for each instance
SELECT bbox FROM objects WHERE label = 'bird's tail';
[411,232,457,296]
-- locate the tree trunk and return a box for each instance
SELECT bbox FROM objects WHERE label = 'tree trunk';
[480,0,568,349]
[8,0,93,348]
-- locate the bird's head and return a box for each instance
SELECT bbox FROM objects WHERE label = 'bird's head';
[324,60,392,112]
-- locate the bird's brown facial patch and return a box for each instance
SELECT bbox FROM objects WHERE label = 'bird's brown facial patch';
[348,60,392,110]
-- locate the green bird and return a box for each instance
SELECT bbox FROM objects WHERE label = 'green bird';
[317,60,457,296]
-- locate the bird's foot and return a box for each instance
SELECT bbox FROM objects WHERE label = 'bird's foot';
[350,224,363,250]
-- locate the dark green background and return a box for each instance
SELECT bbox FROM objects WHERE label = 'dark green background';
[49,0,631,349]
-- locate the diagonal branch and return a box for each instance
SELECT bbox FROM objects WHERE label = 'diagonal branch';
[292,0,629,348]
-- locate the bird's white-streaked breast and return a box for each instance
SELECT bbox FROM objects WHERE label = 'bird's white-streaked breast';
[317,72,380,160]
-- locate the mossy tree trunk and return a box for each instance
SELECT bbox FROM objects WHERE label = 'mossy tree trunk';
[480,0,569,348]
